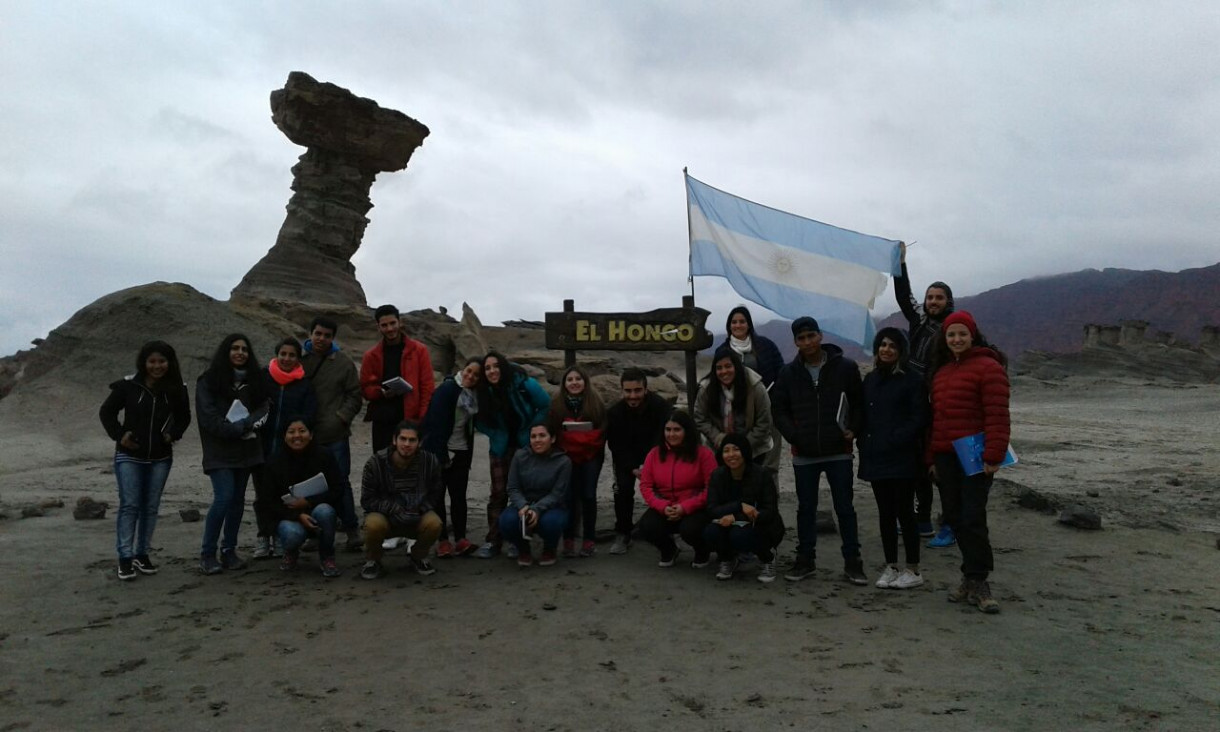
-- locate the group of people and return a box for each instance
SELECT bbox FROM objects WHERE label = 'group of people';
[99,247,1011,613]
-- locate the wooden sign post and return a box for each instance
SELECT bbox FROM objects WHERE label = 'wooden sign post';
[545,295,712,408]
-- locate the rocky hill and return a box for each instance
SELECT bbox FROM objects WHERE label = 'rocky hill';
[876,262,1220,355]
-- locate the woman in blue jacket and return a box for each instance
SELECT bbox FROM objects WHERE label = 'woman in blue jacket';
[99,341,191,581]
[858,328,927,590]
[472,352,550,558]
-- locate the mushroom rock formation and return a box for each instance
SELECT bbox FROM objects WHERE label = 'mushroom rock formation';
[231,72,431,306]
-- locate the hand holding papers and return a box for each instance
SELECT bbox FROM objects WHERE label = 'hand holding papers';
[381,377,413,397]
[281,472,329,505]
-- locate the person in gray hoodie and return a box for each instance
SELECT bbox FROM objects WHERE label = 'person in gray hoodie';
[499,422,572,567]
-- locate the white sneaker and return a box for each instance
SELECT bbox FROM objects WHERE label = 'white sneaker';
[252,536,272,559]
[876,565,900,589]
[757,562,777,583]
[715,560,737,581]
[609,534,630,555]
[892,568,925,589]
[382,537,405,550]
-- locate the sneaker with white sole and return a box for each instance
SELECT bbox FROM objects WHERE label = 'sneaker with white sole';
[715,560,737,581]
[253,536,273,559]
[876,565,900,589]
[360,560,384,580]
[117,559,137,581]
[609,534,631,555]
[892,568,924,589]
[657,546,681,568]
[505,543,520,560]
[409,556,436,576]
[757,562,777,583]
[132,555,158,575]
[473,542,499,559]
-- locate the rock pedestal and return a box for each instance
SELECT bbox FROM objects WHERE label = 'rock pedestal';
[232,72,431,306]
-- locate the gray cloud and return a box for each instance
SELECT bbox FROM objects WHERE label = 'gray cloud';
[2,1,1217,355]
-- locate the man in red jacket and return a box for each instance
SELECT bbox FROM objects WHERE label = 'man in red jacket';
[360,305,436,452]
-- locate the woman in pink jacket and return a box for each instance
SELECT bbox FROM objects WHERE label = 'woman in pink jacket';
[637,409,717,568]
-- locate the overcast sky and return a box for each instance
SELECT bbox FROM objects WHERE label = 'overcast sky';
[2,1,1218,357]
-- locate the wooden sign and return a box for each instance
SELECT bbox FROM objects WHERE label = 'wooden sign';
[545,306,713,352]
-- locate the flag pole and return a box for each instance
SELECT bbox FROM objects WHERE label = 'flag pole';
[682,167,698,408]
[684,167,695,301]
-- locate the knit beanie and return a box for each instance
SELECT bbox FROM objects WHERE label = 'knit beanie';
[942,311,979,339]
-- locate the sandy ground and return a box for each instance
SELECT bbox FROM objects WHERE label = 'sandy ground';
[1,377,1218,731]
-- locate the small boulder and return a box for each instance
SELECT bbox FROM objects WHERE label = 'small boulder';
[40,498,65,509]
[179,508,202,522]
[815,510,837,534]
[1013,486,1059,514]
[21,506,44,518]
[1058,504,1102,530]
[73,497,108,520]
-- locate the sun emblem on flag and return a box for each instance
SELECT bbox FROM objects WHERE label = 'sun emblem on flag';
[770,251,796,280]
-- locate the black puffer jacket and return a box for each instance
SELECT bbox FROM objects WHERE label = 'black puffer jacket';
[770,344,863,458]
[857,366,927,481]
[99,377,192,461]
[195,371,267,473]
[706,465,785,547]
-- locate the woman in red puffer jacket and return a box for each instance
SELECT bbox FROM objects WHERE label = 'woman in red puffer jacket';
[927,311,1010,615]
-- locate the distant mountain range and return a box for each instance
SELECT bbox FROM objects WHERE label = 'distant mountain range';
[714,262,1220,359]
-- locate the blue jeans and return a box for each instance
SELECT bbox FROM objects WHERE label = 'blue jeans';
[564,456,604,541]
[793,459,859,560]
[114,457,172,560]
[320,440,359,532]
[278,503,338,559]
[499,507,569,553]
[201,468,251,557]
[702,522,777,562]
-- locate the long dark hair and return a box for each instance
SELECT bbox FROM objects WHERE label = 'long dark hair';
[704,351,748,423]
[135,340,183,390]
[928,322,1008,379]
[201,332,266,402]
[871,327,909,376]
[658,409,701,463]
[476,351,524,424]
[548,365,606,427]
[725,305,756,337]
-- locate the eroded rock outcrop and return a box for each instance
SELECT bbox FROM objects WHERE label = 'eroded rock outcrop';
[231,72,431,306]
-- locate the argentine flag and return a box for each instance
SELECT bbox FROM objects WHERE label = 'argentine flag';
[686,174,902,347]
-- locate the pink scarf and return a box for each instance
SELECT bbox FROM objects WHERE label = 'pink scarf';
[269,359,305,386]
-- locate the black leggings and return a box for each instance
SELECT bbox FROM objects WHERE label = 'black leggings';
[637,508,710,559]
[435,449,473,541]
[870,479,920,565]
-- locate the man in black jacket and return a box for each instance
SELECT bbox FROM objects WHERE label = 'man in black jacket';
[894,242,956,541]
[770,317,867,585]
[604,368,670,555]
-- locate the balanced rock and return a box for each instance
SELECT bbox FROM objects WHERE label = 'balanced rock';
[232,71,431,307]
[73,497,108,520]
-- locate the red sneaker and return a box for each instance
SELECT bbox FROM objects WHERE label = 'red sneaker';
[562,539,577,558]
[538,550,557,567]
[436,540,454,558]
[517,552,534,568]
[454,538,476,556]
[579,540,596,558]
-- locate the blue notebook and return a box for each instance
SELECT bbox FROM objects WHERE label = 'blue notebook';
[952,433,1017,476]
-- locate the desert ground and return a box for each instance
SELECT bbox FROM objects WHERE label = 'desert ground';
[1,375,1217,731]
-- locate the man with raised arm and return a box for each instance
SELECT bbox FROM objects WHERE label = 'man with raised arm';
[894,242,957,546]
